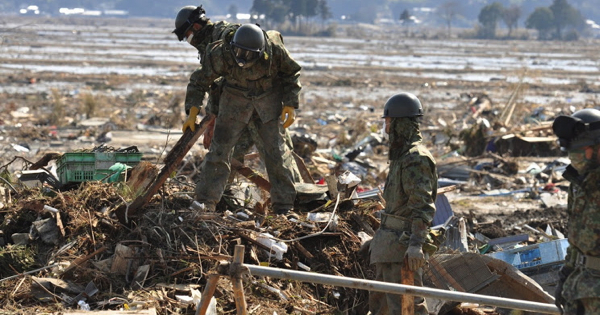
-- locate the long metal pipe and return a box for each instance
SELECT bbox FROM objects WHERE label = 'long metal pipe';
[244,264,560,315]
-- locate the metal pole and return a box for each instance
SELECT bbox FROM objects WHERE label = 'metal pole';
[243,264,560,315]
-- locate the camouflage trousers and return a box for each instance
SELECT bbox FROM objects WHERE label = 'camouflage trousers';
[195,112,297,210]
[564,298,600,314]
[369,262,428,315]
[232,123,301,184]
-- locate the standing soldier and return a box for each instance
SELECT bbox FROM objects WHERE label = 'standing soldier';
[552,108,600,314]
[173,6,302,184]
[181,23,300,215]
[369,93,437,315]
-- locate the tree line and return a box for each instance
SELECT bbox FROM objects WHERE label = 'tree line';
[433,0,589,40]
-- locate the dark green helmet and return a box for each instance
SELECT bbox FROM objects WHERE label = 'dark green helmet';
[173,5,207,41]
[553,108,600,150]
[230,24,265,67]
[382,92,423,118]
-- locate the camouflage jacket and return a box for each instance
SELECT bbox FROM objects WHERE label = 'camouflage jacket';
[184,30,301,114]
[370,119,437,263]
[189,21,239,62]
[561,165,600,300]
[564,165,600,258]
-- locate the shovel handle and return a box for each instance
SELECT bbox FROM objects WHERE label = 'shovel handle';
[401,261,414,315]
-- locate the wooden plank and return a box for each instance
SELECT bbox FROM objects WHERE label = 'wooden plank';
[115,116,212,224]
[292,151,315,184]
[230,158,271,191]
[401,263,414,315]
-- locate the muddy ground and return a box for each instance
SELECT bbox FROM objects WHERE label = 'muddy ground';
[0,15,599,314]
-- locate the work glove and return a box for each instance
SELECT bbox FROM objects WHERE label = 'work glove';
[554,265,573,314]
[202,115,216,149]
[358,239,372,260]
[281,106,295,129]
[182,106,200,133]
[405,245,425,271]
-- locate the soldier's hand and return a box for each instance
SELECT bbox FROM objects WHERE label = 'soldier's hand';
[554,265,573,314]
[182,107,200,133]
[203,115,216,149]
[281,106,295,129]
[405,245,425,271]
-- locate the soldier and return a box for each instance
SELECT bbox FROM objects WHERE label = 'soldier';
[552,108,600,314]
[181,23,300,215]
[174,6,302,184]
[369,93,437,315]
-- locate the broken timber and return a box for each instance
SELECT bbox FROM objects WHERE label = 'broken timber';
[115,116,212,224]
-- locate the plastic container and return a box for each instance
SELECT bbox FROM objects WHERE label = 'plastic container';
[256,233,288,261]
[57,152,142,184]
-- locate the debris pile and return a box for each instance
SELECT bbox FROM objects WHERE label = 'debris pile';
[0,102,571,314]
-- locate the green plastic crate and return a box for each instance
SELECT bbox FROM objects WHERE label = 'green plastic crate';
[57,152,142,184]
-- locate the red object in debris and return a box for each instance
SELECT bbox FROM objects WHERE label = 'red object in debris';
[543,183,559,193]
[355,186,367,193]
[316,178,325,185]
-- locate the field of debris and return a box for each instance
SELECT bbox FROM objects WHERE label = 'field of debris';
[1,15,599,314]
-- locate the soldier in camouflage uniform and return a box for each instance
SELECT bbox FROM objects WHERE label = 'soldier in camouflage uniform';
[174,6,301,183]
[552,108,600,314]
[181,23,300,214]
[369,93,437,315]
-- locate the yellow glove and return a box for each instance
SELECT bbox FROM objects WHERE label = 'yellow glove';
[280,106,295,129]
[182,107,200,133]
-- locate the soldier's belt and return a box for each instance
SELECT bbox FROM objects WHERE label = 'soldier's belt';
[576,254,600,271]
[223,84,274,100]
[380,213,410,231]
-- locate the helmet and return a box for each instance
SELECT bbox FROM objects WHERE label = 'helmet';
[382,92,423,118]
[173,5,206,41]
[230,24,265,67]
[553,108,600,150]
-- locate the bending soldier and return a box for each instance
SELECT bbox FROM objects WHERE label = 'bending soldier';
[181,23,301,215]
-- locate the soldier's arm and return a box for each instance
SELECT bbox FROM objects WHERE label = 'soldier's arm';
[184,43,225,114]
[272,33,302,109]
[402,154,437,246]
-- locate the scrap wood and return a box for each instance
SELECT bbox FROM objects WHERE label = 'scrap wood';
[401,263,414,314]
[29,152,61,170]
[437,185,458,195]
[293,242,315,260]
[232,230,272,252]
[0,264,60,282]
[230,158,271,191]
[292,151,315,184]
[114,115,212,224]
[350,212,376,236]
[61,246,107,275]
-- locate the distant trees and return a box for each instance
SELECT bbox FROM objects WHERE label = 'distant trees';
[549,0,585,38]
[501,5,521,37]
[250,0,332,34]
[437,1,462,37]
[525,0,585,40]
[477,2,503,39]
[317,0,332,26]
[400,9,411,23]
[525,7,555,39]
